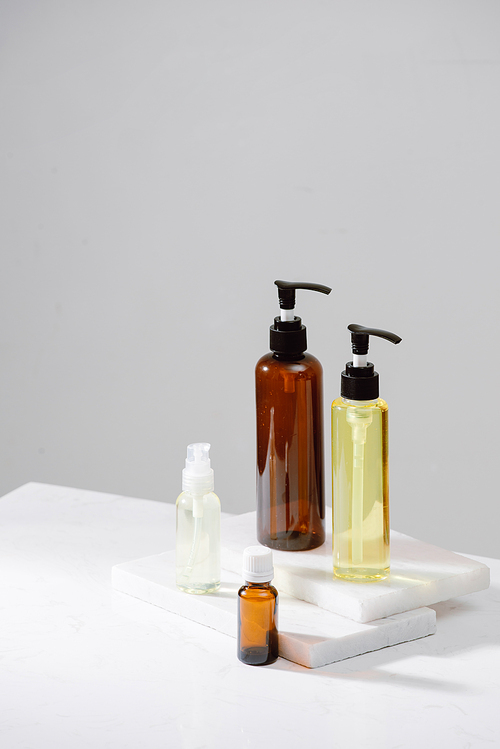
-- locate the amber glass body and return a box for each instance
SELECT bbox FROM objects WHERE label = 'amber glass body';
[255,352,325,551]
[237,582,279,666]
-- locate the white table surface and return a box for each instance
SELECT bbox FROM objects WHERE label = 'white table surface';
[1,482,498,749]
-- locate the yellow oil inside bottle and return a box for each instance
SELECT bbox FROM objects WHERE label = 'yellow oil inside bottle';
[331,397,389,581]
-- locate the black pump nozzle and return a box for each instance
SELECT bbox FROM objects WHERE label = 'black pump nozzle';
[270,279,332,357]
[274,280,332,310]
[348,324,402,355]
[341,324,402,400]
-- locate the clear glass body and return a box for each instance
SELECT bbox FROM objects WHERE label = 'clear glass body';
[237,581,279,666]
[175,490,220,594]
[255,352,325,551]
[331,397,389,581]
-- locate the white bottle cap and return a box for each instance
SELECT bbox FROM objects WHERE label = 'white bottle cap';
[242,546,274,583]
[182,443,214,493]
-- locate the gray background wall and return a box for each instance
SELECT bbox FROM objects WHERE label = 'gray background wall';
[1,1,499,557]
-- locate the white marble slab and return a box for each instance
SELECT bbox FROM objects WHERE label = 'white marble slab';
[221,510,490,623]
[112,550,436,669]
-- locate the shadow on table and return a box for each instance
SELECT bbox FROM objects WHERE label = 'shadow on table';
[267,583,499,691]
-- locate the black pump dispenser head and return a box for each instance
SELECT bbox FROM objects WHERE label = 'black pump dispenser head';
[270,280,332,357]
[341,324,402,400]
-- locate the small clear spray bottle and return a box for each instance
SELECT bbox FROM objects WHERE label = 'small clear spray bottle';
[176,443,220,594]
[332,325,401,582]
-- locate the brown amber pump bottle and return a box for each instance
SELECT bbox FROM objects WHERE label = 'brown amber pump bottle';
[238,546,278,666]
[256,279,332,551]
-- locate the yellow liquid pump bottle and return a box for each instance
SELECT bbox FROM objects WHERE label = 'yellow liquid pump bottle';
[332,325,402,581]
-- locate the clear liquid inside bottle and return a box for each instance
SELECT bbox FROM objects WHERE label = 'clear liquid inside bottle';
[176,491,220,594]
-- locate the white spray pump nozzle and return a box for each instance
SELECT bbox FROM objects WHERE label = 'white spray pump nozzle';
[185,443,211,474]
[182,443,214,493]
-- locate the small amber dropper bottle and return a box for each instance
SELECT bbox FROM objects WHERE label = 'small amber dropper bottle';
[237,546,278,666]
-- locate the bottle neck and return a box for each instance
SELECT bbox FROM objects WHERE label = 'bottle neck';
[341,361,379,400]
[342,397,378,406]
[269,316,307,357]
[182,473,214,493]
[245,580,272,588]
[272,351,305,361]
